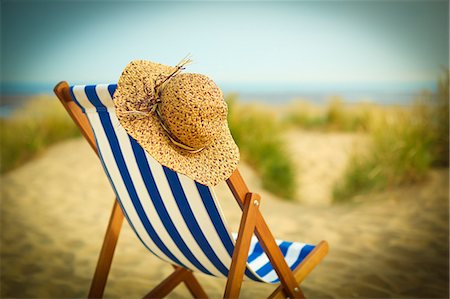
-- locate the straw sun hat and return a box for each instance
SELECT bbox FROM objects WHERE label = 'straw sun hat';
[113,57,239,186]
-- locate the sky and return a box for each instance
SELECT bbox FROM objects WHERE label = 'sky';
[1,0,449,94]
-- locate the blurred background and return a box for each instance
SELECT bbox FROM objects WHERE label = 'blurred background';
[1,1,449,298]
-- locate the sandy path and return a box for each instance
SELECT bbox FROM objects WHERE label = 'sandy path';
[283,130,368,206]
[1,137,448,298]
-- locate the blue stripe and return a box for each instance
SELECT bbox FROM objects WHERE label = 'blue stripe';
[271,244,315,283]
[84,85,108,111]
[289,244,315,273]
[256,241,292,277]
[163,168,229,276]
[108,84,117,98]
[195,183,262,282]
[92,94,185,268]
[195,184,235,256]
[248,242,264,263]
[130,139,212,275]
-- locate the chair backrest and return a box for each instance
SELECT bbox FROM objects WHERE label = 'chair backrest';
[70,84,266,282]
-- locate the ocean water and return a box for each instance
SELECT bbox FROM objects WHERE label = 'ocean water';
[0,95,37,118]
[235,90,431,106]
[220,80,437,106]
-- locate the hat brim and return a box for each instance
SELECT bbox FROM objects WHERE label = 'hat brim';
[113,60,239,186]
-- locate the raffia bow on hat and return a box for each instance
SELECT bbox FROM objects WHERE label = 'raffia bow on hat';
[113,57,240,186]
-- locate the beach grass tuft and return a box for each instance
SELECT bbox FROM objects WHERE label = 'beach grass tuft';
[430,70,449,167]
[1,95,81,173]
[227,94,296,199]
[333,106,433,202]
[333,71,449,203]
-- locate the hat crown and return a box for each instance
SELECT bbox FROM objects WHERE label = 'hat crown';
[160,73,227,149]
[114,59,240,186]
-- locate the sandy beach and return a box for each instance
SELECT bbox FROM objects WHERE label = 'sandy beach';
[1,131,448,298]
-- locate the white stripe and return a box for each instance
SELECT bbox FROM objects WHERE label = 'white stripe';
[209,187,237,247]
[231,233,259,259]
[248,251,269,271]
[72,85,95,110]
[285,242,307,264]
[95,84,115,109]
[262,271,278,283]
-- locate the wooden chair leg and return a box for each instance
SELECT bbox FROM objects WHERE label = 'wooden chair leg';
[88,200,124,298]
[227,171,303,299]
[224,193,260,299]
[182,271,209,298]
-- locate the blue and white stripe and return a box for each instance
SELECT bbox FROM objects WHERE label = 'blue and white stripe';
[70,84,315,284]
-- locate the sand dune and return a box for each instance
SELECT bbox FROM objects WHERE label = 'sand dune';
[1,134,448,298]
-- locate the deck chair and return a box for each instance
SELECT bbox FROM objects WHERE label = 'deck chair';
[54,81,328,299]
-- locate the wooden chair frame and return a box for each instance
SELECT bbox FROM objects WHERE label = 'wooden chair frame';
[54,81,329,299]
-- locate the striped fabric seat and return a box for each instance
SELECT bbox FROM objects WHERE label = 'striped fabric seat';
[69,84,315,284]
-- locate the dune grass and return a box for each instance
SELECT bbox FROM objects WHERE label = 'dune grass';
[333,71,449,203]
[1,95,81,173]
[333,106,433,202]
[226,94,296,199]
[430,70,449,167]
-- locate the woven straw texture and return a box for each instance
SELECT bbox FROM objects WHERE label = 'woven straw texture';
[113,60,239,186]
